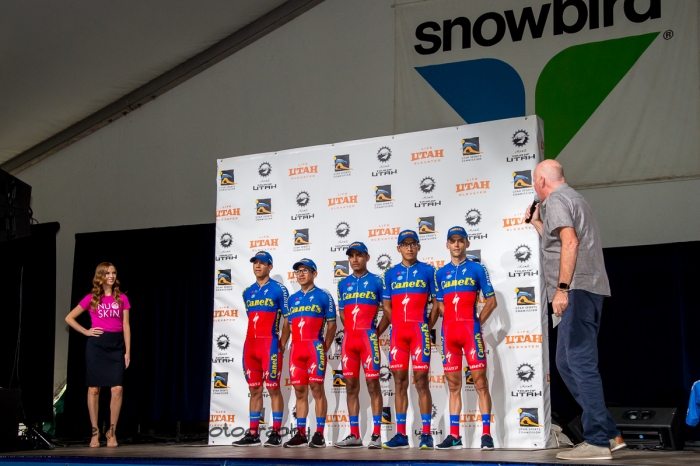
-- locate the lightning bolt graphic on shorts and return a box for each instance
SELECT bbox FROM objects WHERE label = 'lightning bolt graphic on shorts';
[352,305,361,329]
[470,348,476,358]
[402,294,410,320]
[391,347,398,359]
[309,362,317,373]
[342,355,348,368]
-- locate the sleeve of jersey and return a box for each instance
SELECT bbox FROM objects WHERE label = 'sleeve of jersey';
[278,282,290,316]
[324,290,337,322]
[426,264,437,298]
[336,280,344,311]
[241,288,249,313]
[688,381,700,427]
[477,264,496,298]
[434,268,444,302]
[374,275,384,301]
[282,291,292,319]
[382,269,391,300]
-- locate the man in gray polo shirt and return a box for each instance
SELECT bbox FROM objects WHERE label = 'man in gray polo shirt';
[525,159,625,460]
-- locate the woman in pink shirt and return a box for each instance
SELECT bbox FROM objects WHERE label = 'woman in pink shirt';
[65,262,131,447]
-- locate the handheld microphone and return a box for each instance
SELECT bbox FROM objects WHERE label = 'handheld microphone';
[525,195,540,224]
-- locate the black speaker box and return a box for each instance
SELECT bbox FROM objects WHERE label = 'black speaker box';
[0,169,32,242]
[0,388,22,452]
[610,407,684,450]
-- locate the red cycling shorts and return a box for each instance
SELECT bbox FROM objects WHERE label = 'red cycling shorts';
[242,336,282,389]
[441,320,486,372]
[289,340,326,386]
[342,329,380,379]
[389,322,431,372]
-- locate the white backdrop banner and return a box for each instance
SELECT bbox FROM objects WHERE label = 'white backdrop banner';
[395,0,700,188]
[209,116,551,449]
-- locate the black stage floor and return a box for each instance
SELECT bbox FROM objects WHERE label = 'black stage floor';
[1,443,700,466]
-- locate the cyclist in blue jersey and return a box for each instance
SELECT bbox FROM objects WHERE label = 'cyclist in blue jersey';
[433,227,497,450]
[281,258,336,448]
[334,242,386,449]
[234,251,290,448]
[382,230,439,450]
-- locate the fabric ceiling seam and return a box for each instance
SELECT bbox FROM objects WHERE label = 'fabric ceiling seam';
[1,0,326,175]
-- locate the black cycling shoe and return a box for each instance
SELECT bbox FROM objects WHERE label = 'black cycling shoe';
[309,431,326,448]
[283,431,308,448]
[232,432,261,447]
[264,431,282,447]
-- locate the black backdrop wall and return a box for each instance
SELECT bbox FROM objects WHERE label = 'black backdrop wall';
[0,223,59,423]
[58,222,700,442]
[550,240,700,441]
[58,224,214,439]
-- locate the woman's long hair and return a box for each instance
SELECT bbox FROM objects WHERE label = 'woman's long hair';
[89,262,123,310]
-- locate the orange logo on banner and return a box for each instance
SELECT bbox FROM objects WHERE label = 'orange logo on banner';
[503,217,526,228]
[424,259,446,269]
[249,238,279,249]
[213,309,238,319]
[411,147,444,164]
[460,413,495,423]
[210,414,236,423]
[456,180,490,194]
[368,226,401,239]
[289,164,318,178]
[506,331,543,349]
[328,194,358,208]
[216,207,240,220]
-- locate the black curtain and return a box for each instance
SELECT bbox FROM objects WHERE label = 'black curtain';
[550,241,700,441]
[0,223,59,423]
[59,224,215,439]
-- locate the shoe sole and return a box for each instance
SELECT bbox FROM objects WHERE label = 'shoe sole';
[263,443,282,448]
[611,444,627,452]
[283,444,308,448]
[232,443,261,447]
[481,446,495,450]
[420,446,434,450]
[335,444,363,449]
[368,444,382,449]
[436,445,463,450]
[382,445,409,449]
[309,444,326,448]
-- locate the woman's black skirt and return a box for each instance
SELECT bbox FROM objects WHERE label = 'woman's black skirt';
[85,331,125,387]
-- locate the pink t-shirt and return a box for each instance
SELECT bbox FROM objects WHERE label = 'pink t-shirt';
[79,293,131,333]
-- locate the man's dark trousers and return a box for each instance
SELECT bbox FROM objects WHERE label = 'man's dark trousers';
[556,289,620,447]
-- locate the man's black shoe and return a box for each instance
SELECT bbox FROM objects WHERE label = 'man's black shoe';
[264,431,282,447]
[309,431,326,448]
[283,431,308,448]
[232,432,261,447]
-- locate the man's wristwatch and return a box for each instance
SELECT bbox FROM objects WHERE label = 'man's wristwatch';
[557,282,570,293]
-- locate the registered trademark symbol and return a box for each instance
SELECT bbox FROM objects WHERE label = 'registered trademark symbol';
[663,30,674,40]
